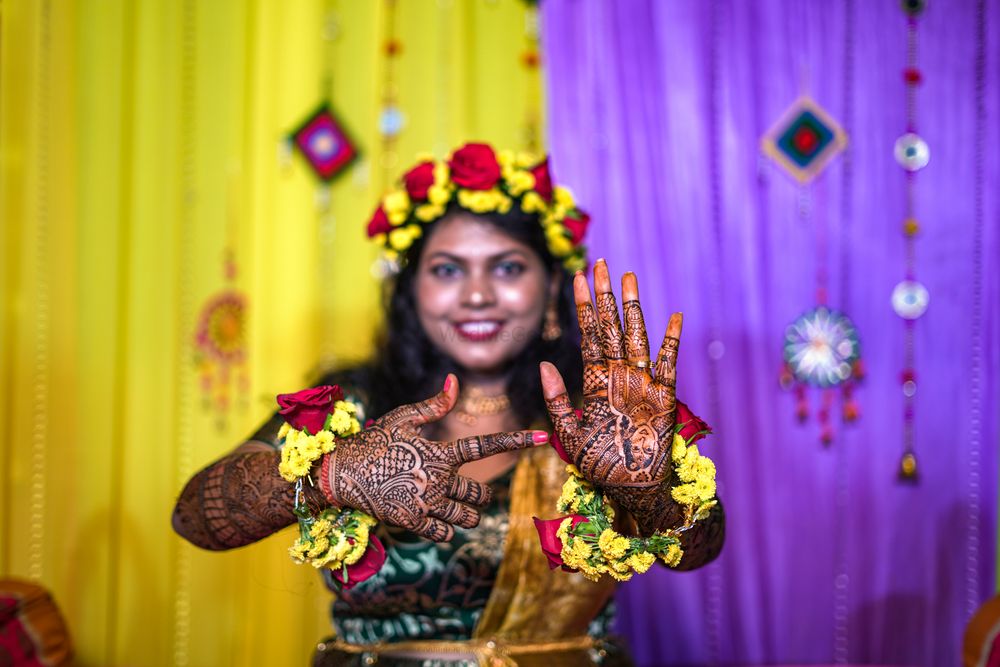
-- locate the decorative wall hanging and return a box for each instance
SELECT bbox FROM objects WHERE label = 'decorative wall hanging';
[894,0,929,481]
[520,2,542,152]
[290,103,358,183]
[194,248,249,430]
[766,95,863,445]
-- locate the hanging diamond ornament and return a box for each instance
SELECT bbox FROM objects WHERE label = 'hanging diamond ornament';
[289,103,358,182]
[891,280,930,319]
[894,133,930,171]
[762,96,847,183]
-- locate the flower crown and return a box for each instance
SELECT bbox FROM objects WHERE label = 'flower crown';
[366,142,590,272]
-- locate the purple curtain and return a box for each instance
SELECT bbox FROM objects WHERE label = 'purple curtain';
[542,1,999,665]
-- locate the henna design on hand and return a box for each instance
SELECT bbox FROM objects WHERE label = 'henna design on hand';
[326,376,543,543]
[540,261,722,557]
[172,448,327,550]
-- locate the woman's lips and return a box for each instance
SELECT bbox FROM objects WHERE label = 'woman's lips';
[453,320,503,342]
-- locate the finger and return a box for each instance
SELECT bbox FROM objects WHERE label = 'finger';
[574,272,608,395]
[384,374,458,429]
[540,361,582,458]
[447,474,493,507]
[654,312,683,391]
[593,259,626,361]
[430,499,481,530]
[621,272,650,368]
[446,429,547,465]
[414,516,454,543]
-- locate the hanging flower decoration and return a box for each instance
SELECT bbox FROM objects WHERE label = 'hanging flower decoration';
[194,289,249,424]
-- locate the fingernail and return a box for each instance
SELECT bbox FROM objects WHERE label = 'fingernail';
[532,430,549,444]
[443,376,452,392]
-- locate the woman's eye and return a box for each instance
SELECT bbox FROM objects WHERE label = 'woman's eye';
[430,263,461,278]
[494,261,525,277]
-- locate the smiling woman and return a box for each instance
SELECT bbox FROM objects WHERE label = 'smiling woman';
[172,143,724,666]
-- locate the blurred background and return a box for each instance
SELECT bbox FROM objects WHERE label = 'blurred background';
[1,1,997,666]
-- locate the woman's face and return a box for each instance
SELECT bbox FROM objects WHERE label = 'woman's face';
[414,213,557,375]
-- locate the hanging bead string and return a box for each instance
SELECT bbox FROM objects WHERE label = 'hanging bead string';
[965,0,986,621]
[833,0,855,660]
[521,4,541,152]
[704,0,725,658]
[378,0,402,193]
[172,0,197,663]
[895,1,927,481]
[318,0,340,370]
[29,0,53,583]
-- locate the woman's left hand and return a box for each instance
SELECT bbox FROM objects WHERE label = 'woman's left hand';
[539,259,683,528]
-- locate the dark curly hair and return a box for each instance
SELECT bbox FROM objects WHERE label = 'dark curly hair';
[342,201,584,427]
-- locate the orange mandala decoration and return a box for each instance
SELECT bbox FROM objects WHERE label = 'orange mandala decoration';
[194,287,249,428]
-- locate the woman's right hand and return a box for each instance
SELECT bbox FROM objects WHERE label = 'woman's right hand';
[322,374,545,542]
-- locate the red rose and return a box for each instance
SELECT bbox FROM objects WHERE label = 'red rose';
[366,207,392,238]
[676,400,711,443]
[332,535,386,590]
[533,515,589,571]
[403,161,435,200]
[448,143,501,190]
[549,408,583,464]
[276,385,344,434]
[531,159,554,201]
[562,211,590,245]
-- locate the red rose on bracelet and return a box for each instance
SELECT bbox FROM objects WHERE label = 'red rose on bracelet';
[562,211,590,245]
[276,385,344,434]
[449,143,501,190]
[676,401,711,444]
[366,207,392,238]
[332,535,386,590]
[403,161,436,200]
[531,159,554,201]
[533,515,589,571]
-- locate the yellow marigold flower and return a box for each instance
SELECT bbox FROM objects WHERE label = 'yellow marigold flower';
[676,459,697,483]
[306,536,330,558]
[358,513,378,527]
[627,552,656,574]
[428,183,451,205]
[496,193,513,214]
[299,437,321,460]
[328,410,352,435]
[602,503,616,521]
[571,536,593,562]
[314,430,335,452]
[661,543,683,567]
[566,464,583,478]
[557,479,578,513]
[564,255,587,273]
[372,232,387,247]
[278,422,291,440]
[695,456,716,482]
[695,500,718,522]
[348,419,362,434]
[683,445,700,469]
[506,170,536,196]
[388,226,415,252]
[671,482,699,506]
[553,186,575,209]
[415,203,445,222]
[547,233,573,258]
[289,541,310,561]
[672,433,687,463]
[608,567,633,582]
[521,191,546,214]
[310,518,333,538]
[388,209,408,226]
[515,151,539,169]
[598,530,630,561]
[498,149,515,168]
[694,477,716,502]
[335,400,357,414]
[433,161,450,184]
[383,189,411,215]
[556,516,575,542]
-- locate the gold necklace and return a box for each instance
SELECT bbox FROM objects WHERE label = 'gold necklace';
[454,386,511,426]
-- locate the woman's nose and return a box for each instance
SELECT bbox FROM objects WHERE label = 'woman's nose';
[461,274,496,307]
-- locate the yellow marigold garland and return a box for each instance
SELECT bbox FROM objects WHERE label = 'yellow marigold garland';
[277,401,379,576]
[552,428,718,582]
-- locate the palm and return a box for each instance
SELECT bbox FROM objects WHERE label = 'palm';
[327,376,541,542]
[541,260,682,514]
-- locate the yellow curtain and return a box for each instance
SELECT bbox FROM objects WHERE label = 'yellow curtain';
[0,1,543,664]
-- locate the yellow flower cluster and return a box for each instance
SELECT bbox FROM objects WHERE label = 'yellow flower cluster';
[289,507,378,570]
[277,401,362,483]
[371,147,588,272]
[669,433,718,508]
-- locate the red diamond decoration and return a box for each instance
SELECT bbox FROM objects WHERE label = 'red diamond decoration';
[290,104,358,182]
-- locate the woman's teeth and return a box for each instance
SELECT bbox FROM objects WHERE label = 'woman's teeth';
[457,321,501,335]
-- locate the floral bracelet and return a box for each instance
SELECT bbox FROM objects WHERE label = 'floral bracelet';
[534,412,717,582]
[275,385,385,589]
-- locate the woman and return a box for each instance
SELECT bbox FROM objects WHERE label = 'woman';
[173,143,725,666]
